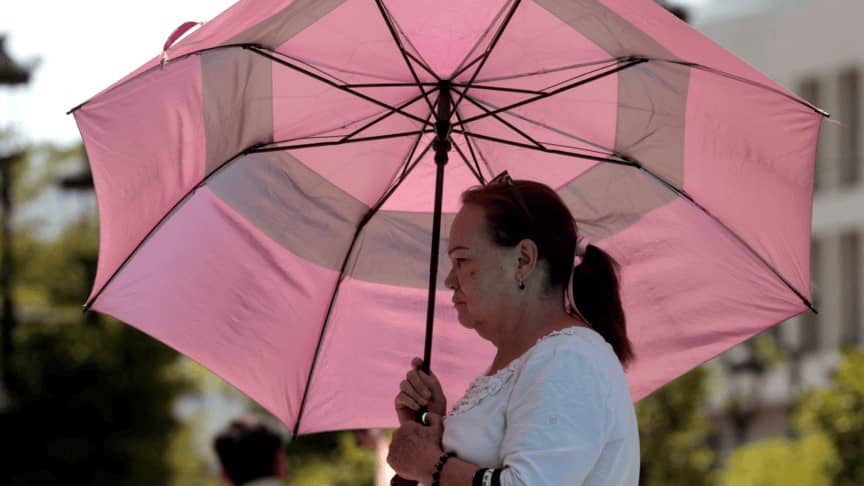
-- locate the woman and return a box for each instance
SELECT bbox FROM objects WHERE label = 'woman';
[387,173,639,485]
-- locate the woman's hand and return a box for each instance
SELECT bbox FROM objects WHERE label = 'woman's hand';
[394,357,447,425]
[387,412,445,483]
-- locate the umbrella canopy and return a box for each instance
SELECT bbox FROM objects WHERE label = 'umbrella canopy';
[72,0,824,436]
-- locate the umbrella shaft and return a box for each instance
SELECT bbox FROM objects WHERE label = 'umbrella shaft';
[424,81,452,374]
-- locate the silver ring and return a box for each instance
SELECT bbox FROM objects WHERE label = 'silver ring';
[421,411,430,425]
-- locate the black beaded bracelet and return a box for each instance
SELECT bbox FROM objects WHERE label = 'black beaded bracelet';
[431,451,456,486]
[472,468,487,486]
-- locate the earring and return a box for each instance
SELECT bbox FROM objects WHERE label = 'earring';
[518,278,525,290]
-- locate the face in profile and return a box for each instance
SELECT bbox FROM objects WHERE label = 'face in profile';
[445,204,515,339]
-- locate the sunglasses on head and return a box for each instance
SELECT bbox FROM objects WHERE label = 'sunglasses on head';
[487,171,534,226]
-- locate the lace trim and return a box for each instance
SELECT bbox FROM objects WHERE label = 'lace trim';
[447,326,587,416]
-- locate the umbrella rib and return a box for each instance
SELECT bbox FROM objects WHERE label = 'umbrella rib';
[455,128,635,166]
[471,58,622,84]
[68,43,274,113]
[451,0,523,115]
[454,107,497,179]
[449,135,485,184]
[341,82,439,88]
[244,45,429,126]
[340,87,440,142]
[375,0,439,114]
[453,108,488,183]
[450,85,545,149]
[293,139,435,438]
[268,48,421,84]
[389,111,434,186]
[631,162,818,313]
[652,59,830,117]
[454,57,648,127]
[451,52,486,82]
[80,130,434,311]
[456,59,624,97]
[457,91,622,157]
[450,83,545,95]
[248,130,433,153]
[375,1,440,81]
[449,0,514,80]
[259,91,437,147]
[537,59,631,93]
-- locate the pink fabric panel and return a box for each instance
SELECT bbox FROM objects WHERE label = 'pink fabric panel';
[93,188,340,429]
[603,198,806,401]
[460,71,618,155]
[287,136,423,208]
[598,0,799,99]
[379,135,486,213]
[270,67,396,143]
[300,279,494,434]
[385,0,511,77]
[683,69,821,296]
[468,0,612,82]
[274,0,424,83]
[472,138,599,192]
[75,55,206,301]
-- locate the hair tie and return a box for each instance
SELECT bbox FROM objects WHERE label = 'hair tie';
[575,234,590,259]
[564,234,591,325]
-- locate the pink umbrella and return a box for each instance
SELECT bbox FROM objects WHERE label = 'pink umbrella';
[71,0,824,437]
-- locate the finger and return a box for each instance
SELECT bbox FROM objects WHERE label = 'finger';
[412,357,424,370]
[395,392,422,411]
[418,369,443,393]
[400,378,429,405]
[406,371,432,400]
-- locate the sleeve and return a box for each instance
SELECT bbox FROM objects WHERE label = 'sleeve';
[498,346,609,486]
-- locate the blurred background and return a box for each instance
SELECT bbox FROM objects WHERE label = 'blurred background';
[1,0,861,484]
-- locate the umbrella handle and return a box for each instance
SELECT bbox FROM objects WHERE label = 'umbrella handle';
[388,407,431,485]
[161,21,204,67]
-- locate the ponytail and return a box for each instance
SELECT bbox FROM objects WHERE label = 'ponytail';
[571,244,634,367]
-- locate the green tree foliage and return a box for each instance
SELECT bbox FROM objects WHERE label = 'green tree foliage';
[2,317,189,484]
[719,350,864,486]
[0,143,191,484]
[637,365,715,485]
[719,433,838,486]
[794,349,864,486]
[285,430,376,486]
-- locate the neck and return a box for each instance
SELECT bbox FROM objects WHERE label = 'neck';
[487,289,587,374]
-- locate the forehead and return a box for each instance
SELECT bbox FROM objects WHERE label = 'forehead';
[448,204,488,250]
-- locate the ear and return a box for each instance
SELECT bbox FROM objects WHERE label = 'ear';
[515,238,539,281]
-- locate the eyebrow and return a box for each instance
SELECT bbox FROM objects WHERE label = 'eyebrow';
[447,246,470,255]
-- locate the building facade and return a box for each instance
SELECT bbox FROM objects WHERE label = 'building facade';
[697,0,864,453]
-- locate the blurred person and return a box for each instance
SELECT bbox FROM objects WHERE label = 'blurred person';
[213,415,288,486]
[388,173,639,485]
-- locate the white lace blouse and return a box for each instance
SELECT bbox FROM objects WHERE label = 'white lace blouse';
[441,327,639,485]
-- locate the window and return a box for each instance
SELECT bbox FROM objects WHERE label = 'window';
[840,231,861,346]
[838,68,861,187]
[801,238,821,353]
[798,77,824,191]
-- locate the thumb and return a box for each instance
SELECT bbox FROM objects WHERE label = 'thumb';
[424,412,444,429]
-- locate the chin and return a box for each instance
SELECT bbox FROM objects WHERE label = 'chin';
[455,309,475,330]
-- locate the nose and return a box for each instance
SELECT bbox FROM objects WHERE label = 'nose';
[444,264,457,290]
